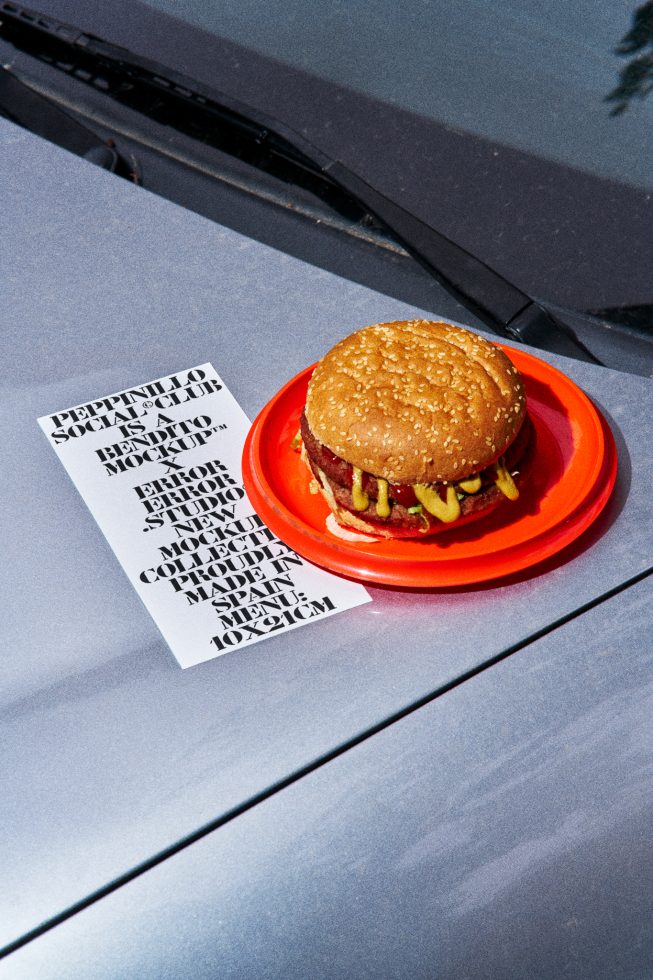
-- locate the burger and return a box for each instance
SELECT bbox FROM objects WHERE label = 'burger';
[298,319,533,538]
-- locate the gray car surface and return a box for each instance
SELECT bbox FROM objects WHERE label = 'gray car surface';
[2,2,653,972]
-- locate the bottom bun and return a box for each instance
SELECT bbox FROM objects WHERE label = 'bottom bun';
[325,513,384,543]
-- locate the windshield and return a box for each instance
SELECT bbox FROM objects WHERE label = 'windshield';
[2,0,650,323]
[144,0,652,193]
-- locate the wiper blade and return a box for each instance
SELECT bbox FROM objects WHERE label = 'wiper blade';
[0,2,372,227]
[0,2,602,365]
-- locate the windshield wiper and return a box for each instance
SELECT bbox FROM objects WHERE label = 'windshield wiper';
[0,2,603,365]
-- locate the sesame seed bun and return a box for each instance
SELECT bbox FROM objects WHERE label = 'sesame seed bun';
[305,320,525,484]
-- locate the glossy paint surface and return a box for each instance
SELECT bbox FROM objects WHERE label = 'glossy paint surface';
[2,118,653,950]
[6,576,653,977]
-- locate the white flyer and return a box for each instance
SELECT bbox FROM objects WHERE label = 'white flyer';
[38,363,370,667]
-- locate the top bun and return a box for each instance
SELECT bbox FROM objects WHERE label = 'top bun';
[305,320,526,484]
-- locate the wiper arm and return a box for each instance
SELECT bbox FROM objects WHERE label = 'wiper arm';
[0,2,602,365]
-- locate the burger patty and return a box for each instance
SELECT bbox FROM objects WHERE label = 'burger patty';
[300,410,534,533]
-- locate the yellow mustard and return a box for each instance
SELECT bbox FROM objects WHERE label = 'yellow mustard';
[352,467,369,510]
[375,478,391,518]
[413,483,461,523]
[494,459,519,500]
[457,475,482,494]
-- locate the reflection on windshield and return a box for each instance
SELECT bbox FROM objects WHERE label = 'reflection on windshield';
[606,1,653,115]
[145,0,652,191]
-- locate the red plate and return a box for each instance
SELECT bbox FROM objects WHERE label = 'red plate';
[242,347,617,586]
